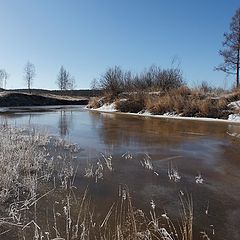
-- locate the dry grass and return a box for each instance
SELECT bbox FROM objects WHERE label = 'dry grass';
[0,126,79,239]
[16,184,194,240]
[225,89,240,103]
[115,94,145,113]
[87,97,103,109]
[87,83,237,119]
[143,89,229,118]
[0,126,214,239]
[0,127,50,202]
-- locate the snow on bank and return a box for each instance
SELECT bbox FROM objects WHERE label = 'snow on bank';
[87,103,240,123]
[93,103,117,112]
[228,100,240,110]
[228,114,240,122]
[227,101,240,122]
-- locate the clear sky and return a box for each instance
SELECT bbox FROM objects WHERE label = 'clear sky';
[0,0,239,90]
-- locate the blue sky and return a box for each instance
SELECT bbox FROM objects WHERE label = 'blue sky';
[0,0,239,89]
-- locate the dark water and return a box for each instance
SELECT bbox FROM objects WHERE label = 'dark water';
[1,105,240,240]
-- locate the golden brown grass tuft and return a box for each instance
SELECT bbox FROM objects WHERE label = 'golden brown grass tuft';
[87,97,103,109]
[115,94,145,113]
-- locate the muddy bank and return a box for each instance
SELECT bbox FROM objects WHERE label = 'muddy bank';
[0,92,88,107]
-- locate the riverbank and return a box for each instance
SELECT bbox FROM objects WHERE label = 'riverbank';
[87,88,240,123]
[0,91,88,107]
[87,102,240,123]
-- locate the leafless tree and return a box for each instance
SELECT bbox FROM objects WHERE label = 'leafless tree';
[68,76,76,90]
[90,78,99,90]
[56,66,75,90]
[0,69,9,89]
[97,65,184,96]
[24,61,36,92]
[216,8,240,88]
[99,66,124,96]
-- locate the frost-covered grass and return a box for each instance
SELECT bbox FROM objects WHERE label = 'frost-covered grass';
[0,126,50,202]
[0,126,79,239]
[0,126,217,239]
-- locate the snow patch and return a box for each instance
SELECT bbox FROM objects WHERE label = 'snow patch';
[96,103,117,112]
[163,112,179,117]
[228,100,240,110]
[228,114,240,122]
[137,110,152,116]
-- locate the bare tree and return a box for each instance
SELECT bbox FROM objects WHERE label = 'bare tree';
[56,66,75,90]
[216,8,240,88]
[99,66,124,96]
[24,61,36,92]
[0,69,9,89]
[90,78,99,90]
[68,76,76,90]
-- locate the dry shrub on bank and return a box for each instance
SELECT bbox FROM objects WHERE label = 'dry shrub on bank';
[225,89,240,102]
[115,94,145,113]
[88,93,117,109]
[145,89,229,118]
[146,88,190,115]
[90,83,231,118]
[173,86,191,96]
[88,97,103,109]
[146,94,173,114]
[181,97,228,118]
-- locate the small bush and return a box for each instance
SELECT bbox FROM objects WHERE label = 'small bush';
[87,97,103,109]
[115,95,145,113]
[146,95,173,114]
[226,89,240,102]
[181,97,228,118]
[171,86,191,96]
[145,90,229,119]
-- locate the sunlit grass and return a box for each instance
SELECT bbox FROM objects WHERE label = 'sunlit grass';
[0,126,215,239]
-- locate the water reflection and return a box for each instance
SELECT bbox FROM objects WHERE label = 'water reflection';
[58,110,73,136]
[92,112,230,154]
[227,124,240,138]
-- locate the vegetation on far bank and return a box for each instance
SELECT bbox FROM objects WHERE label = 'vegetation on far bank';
[88,65,240,119]
[87,7,240,120]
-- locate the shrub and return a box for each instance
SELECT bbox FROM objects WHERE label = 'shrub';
[96,65,185,97]
[133,65,184,92]
[146,95,173,114]
[145,91,229,119]
[181,97,228,118]
[87,97,103,109]
[172,86,191,96]
[115,94,145,113]
[99,66,125,97]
